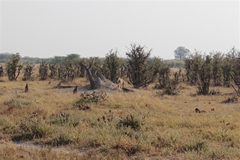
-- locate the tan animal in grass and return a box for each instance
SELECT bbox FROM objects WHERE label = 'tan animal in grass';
[116,77,124,88]
[115,77,134,92]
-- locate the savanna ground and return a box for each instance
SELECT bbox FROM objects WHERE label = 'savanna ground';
[0,69,240,160]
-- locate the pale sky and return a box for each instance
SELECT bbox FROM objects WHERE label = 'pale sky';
[0,0,239,59]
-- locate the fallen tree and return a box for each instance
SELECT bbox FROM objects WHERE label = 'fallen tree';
[80,62,134,92]
[54,60,133,92]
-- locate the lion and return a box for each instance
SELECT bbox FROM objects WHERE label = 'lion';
[116,77,124,88]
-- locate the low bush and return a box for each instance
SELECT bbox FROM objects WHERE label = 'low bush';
[74,91,108,110]
[49,112,79,127]
[222,96,238,103]
[51,134,76,146]
[117,114,145,131]
[17,116,54,140]
[156,80,181,96]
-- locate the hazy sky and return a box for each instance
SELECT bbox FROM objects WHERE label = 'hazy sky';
[0,0,239,59]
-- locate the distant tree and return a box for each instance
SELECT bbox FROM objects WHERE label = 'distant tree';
[53,56,66,63]
[0,53,12,63]
[21,56,41,64]
[6,53,23,81]
[166,59,184,68]
[174,46,190,59]
[66,53,80,62]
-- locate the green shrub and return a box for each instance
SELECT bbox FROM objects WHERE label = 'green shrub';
[156,80,181,96]
[182,141,208,153]
[74,91,108,110]
[222,96,238,103]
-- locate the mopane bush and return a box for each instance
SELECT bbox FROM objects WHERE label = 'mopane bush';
[197,55,212,95]
[6,53,23,81]
[222,48,236,87]
[184,53,214,95]
[58,60,76,82]
[74,91,108,110]
[211,52,224,86]
[102,49,121,82]
[184,52,203,85]
[156,79,181,96]
[231,49,240,94]
[39,60,48,80]
[0,65,4,77]
[49,62,58,79]
[222,96,238,103]
[22,64,34,81]
[75,58,89,78]
[222,57,233,87]
[153,57,170,89]
[126,44,152,88]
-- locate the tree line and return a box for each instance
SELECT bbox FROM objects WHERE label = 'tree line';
[0,45,239,95]
[0,44,170,89]
[184,47,240,95]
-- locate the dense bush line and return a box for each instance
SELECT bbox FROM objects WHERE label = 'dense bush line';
[1,46,239,95]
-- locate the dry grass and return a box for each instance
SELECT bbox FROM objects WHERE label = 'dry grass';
[0,73,240,159]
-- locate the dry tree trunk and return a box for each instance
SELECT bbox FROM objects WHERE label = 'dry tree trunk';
[80,62,96,89]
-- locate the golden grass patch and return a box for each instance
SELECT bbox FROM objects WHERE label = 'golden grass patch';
[0,78,239,159]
